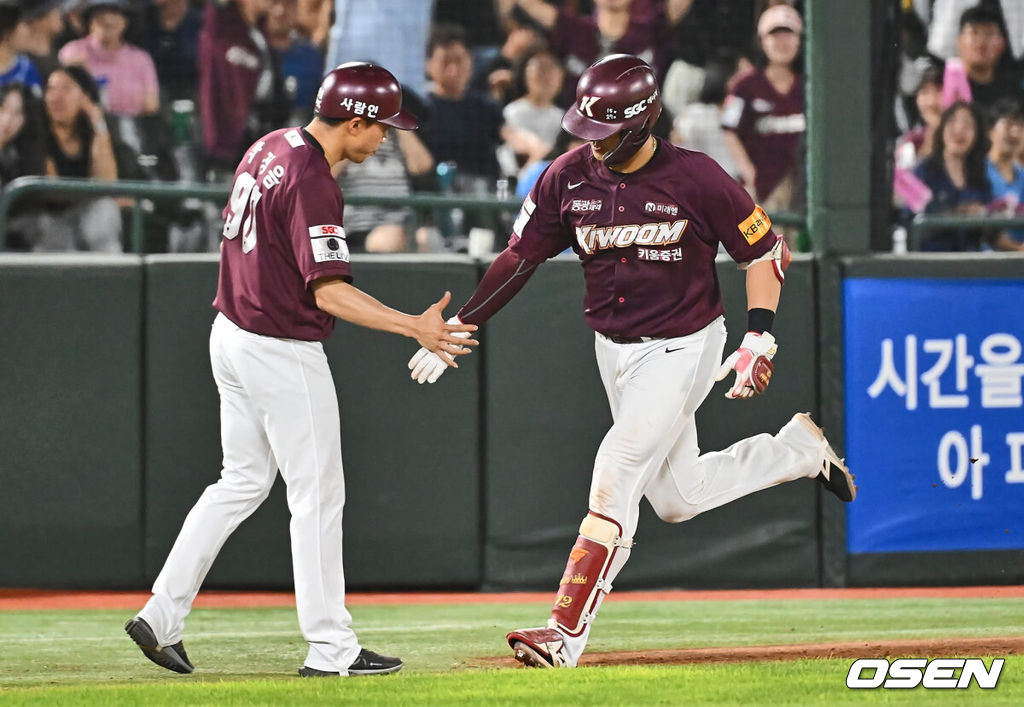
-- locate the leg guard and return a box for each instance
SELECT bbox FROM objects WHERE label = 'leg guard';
[548,512,633,638]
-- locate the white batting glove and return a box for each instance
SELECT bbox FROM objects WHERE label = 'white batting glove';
[408,317,470,384]
[715,332,777,399]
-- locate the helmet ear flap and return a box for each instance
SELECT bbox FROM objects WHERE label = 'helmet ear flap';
[601,111,656,166]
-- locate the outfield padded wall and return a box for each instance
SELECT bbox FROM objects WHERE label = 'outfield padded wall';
[0,255,144,587]
[482,256,822,590]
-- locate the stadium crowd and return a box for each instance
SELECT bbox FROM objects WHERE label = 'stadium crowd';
[897,0,1024,251]
[24,1,1005,254]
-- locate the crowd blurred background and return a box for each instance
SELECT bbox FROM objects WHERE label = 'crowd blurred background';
[0,0,1020,254]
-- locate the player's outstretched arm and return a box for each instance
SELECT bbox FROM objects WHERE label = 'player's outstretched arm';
[312,277,478,365]
[408,247,542,384]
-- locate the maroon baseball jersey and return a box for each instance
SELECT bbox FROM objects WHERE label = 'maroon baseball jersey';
[721,69,805,201]
[509,139,776,339]
[214,127,353,341]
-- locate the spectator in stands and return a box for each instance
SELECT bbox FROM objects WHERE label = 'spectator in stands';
[199,0,288,179]
[58,0,160,117]
[896,63,944,168]
[913,100,992,251]
[672,48,749,179]
[0,3,42,94]
[721,3,805,213]
[29,65,122,251]
[16,0,65,82]
[923,0,1024,61]
[470,16,543,106]
[297,0,330,48]
[266,0,323,124]
[136,0,203,106]
[950,5,1024,113]
[895,10,944,135]
[985,97,1024,251]
[336,89,434,253]
[510,0,692,106]
[324,0,434,96]
[0,82,45,186]
[420,23,504,188]
[0,80,48,250]
[503,48,565,149]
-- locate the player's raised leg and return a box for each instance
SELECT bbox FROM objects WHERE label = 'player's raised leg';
[644,411,854,525]
[509,320,727,667]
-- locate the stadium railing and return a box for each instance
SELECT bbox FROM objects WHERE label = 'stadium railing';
[0,176,807,253]
[909,213,1024,251]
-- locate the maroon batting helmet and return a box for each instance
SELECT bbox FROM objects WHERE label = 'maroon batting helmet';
[315,62,419,130]
[562,54,662,165]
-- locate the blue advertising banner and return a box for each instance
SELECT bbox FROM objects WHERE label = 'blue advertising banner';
[844,278,1024,554]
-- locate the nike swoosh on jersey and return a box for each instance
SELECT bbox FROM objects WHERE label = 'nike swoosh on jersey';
[568,181,584,189]
[665,346,687,354]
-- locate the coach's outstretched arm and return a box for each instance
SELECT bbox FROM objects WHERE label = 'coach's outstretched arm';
[313,277,478,367]
[408,247,542,383]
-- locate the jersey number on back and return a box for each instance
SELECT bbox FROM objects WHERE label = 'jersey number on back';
[223,173,262,253]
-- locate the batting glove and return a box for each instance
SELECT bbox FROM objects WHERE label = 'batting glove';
[408,317,470,384]
[715,332,777,399]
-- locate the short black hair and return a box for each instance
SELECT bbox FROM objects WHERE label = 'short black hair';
[313,114,352,127]
[989,96,1023,124]
[0,7,22,41]
[427,23,468,58]
[959,5,1005,34]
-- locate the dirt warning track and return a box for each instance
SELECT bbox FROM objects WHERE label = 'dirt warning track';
[476,636,1024,668]
[1,586,1023,611]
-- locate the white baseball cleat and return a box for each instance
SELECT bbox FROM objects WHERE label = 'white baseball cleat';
[794,413,857,502]
[506,627,571,668]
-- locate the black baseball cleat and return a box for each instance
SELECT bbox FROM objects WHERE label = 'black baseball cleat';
[124,617,194,674]
[298,666,340,677]
[299,648,403,677]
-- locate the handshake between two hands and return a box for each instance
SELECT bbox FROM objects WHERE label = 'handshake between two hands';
[406,291,478,385]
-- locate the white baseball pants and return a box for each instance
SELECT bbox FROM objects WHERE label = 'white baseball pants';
[558,316,828,664]
[138,313,360,672]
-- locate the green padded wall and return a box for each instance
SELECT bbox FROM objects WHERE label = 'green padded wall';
[483,256,821,590]
[0,255,143,587]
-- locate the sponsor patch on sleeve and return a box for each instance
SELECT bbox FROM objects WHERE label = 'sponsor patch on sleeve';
[308,225,349,263]
[738,205,771,245]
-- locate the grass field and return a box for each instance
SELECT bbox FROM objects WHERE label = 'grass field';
[2,595,1022,704]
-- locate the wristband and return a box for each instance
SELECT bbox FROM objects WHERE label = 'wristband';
[747,308,775,335]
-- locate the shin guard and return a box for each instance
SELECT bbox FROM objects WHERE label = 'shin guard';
[548,512,633,637]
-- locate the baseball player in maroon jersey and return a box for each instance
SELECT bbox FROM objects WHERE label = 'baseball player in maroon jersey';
[408,54,856,668]
[125,62,477,678]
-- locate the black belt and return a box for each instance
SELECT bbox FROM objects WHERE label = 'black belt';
[604,334,656,344]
